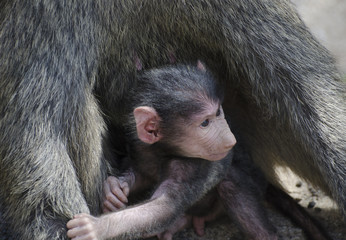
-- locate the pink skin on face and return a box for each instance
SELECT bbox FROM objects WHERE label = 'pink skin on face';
[176,101,237,161]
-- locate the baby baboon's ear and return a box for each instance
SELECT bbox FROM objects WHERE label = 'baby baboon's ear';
[197,60,206,72]
[133,106,162,144]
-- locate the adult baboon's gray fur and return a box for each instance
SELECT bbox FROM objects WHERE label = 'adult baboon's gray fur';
[0,0,345,239]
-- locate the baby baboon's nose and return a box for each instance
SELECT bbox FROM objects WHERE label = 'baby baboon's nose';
[224,131,237,150]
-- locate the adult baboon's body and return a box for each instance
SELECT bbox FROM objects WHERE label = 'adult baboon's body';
[0,1,345,239]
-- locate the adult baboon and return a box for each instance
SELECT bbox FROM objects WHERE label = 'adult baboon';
[0,0,345,239]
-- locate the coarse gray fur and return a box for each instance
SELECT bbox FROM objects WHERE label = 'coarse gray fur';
[0,0,345,239]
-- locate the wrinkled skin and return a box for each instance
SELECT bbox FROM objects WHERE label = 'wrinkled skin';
[173,106,236,161]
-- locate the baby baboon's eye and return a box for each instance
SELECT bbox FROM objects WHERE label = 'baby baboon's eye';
[201,119,210,127]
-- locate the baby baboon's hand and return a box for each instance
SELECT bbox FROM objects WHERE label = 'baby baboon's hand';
[103,176,130,213]
[67,213,107,240]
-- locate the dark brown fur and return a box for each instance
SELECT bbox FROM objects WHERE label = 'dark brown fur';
[0,0,345,239]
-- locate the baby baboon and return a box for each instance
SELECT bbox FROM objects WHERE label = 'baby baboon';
[67,63,332,240]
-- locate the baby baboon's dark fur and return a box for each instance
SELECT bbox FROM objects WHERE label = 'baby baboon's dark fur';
[0,0,345,239]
